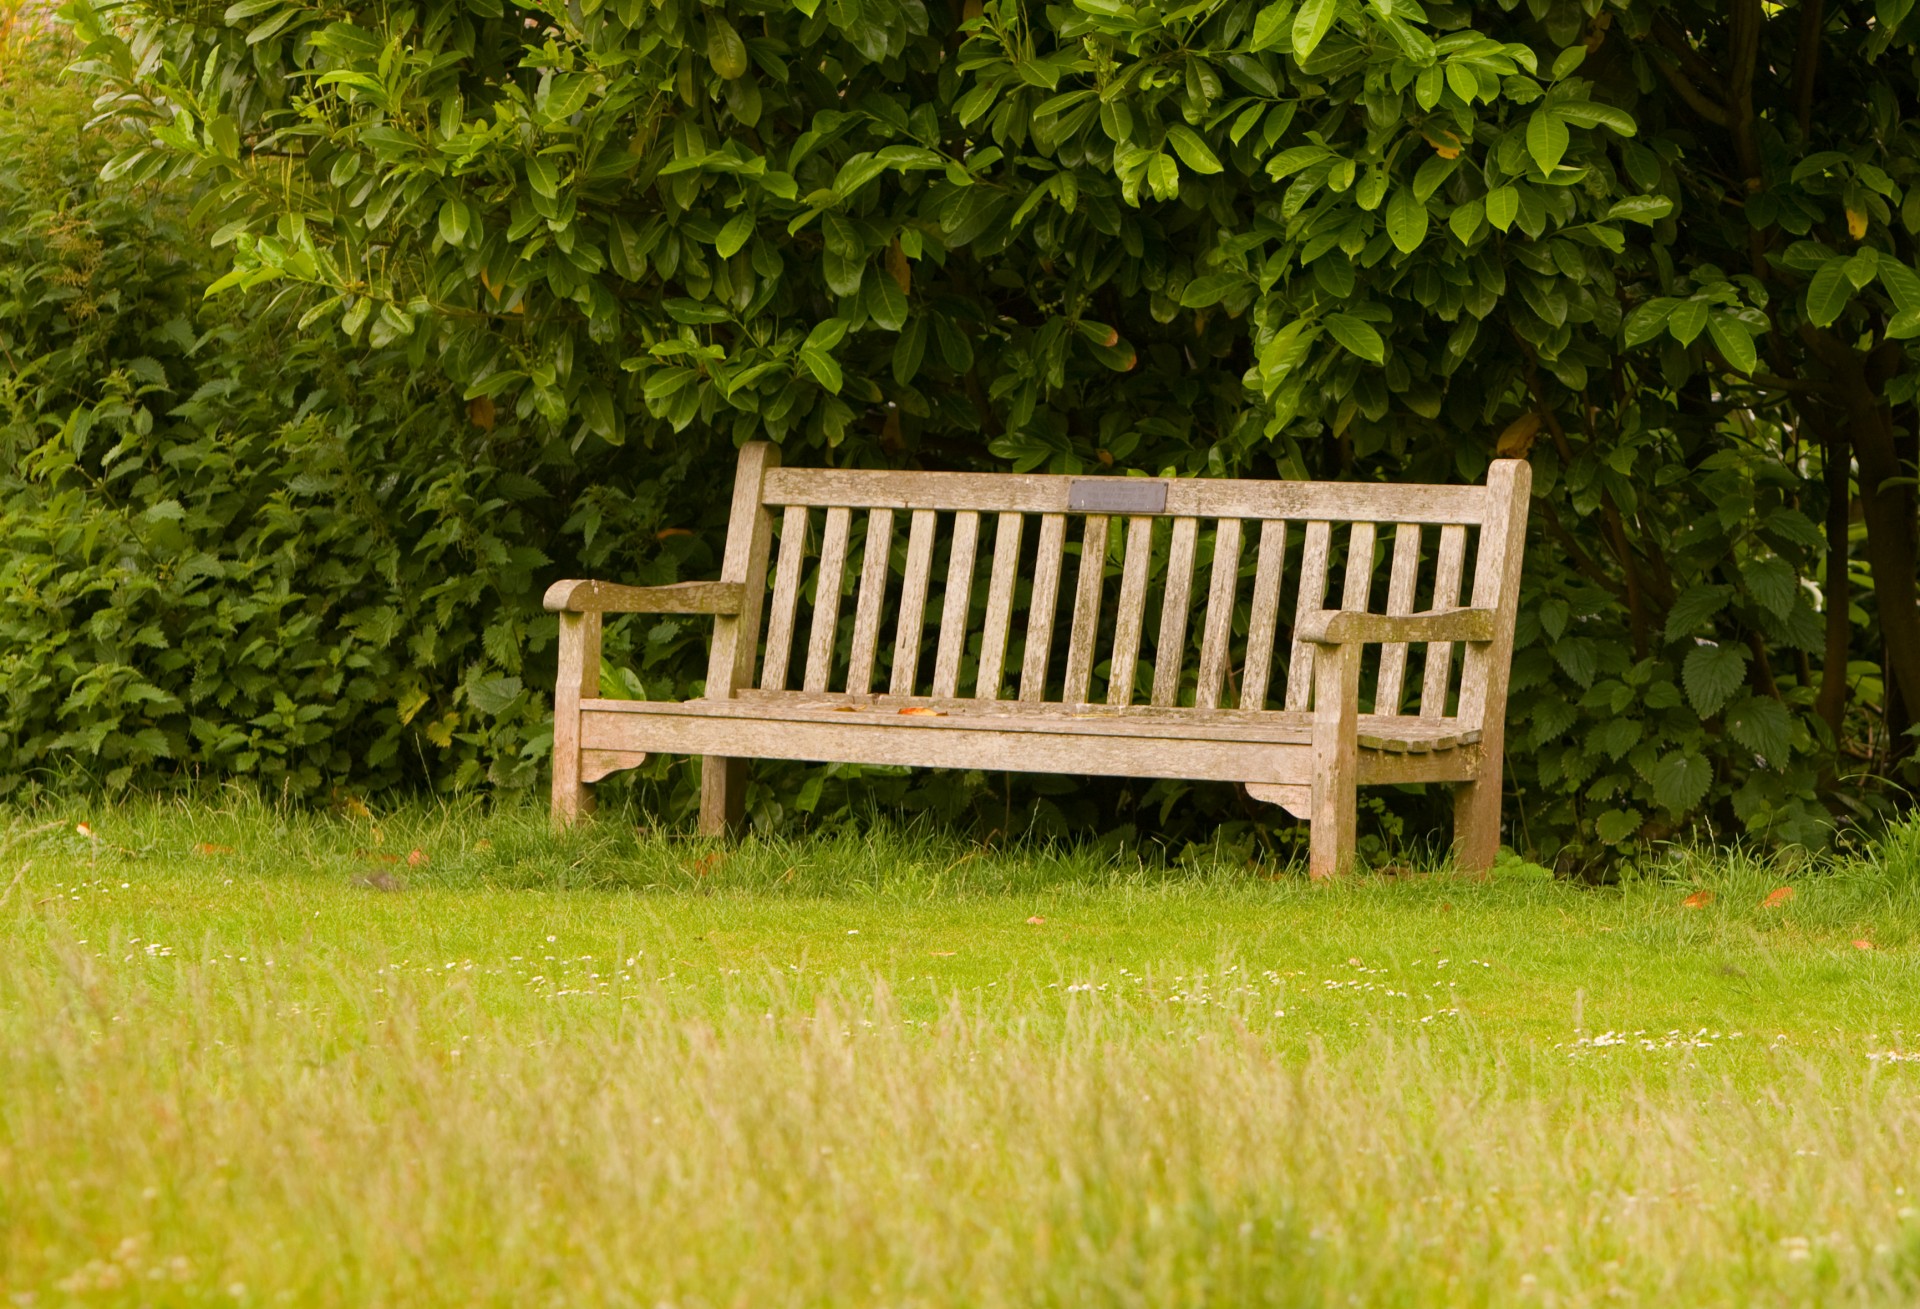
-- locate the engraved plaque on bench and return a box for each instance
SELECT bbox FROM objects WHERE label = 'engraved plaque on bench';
[1067,479,1169,515]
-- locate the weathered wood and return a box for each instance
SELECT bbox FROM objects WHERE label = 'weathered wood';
[1309,639,1361,880]
[1298,607,1497,645]
[1194,518,1243,712]
[1062,515,1110,704]
[544,579,745,615]
[846,508,894,696]
[977,512,1023,700]
[932,510,981,698]
[1374,525,1422,716]
[890,509,939,697]
[762,467,1489,523]
[1020,513,1068,703]
[699,442,779,835]
[555,446,1527,878]
[1107,515,1155,706]
[1453,460,1532,871]
[1151,516,1199,707]
[1421,523,1469,718]
[803,505,852,693]
[1239,519,1289,710]
[760,504,810,692]
[551,610,602,827]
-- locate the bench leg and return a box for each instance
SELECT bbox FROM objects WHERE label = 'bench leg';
[1308,642,1361,880]
[699,756,747,837]
[1452,773,1501,874]
[551,611,601,830]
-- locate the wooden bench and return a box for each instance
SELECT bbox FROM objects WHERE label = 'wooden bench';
[545,444,1530,878]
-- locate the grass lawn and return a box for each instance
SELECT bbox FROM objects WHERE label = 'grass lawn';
[4,799,1920,1306]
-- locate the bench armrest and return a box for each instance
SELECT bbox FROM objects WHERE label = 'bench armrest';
[543,579,745,615]
[1297,607,1497,647]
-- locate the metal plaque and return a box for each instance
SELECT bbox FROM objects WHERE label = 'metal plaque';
[1067,479,1169,515]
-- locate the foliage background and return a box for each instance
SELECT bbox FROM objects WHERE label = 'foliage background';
[8,0,1919,864]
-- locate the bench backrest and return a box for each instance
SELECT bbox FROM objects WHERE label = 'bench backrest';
[707,445,1530,734]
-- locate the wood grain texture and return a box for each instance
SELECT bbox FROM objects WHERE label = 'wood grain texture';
[1297,608,1496,645]
[890,509,938,697]
[803,505,852,693]
[1107,515,1155,706]
[1194,517,1243,711]
[1453,459,1533,870]
[544,579,744,614]
[1152,516,1198,707]
[846,508,894,696]
[1309,639,1361,880]
[976,512,1023,700]
[762,467,1489,523]
[932,510,980,698]
[1019,513,1068,703]
[1284,521,1334,711]
[699,442,777,836]
[1240,519,1290,711]
[1374,525,1422,716]
[551,610,602,828]
[1062,515,1110,704]
[1421,524,1469,718]
[760,504,810,692]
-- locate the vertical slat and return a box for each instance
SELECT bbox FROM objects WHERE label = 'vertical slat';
[1020,513,1068,703]
[1151,517,1199,707]
[845,508,894,696]
[802,506,852,693]
[889,509,939,697]
[1241,519,1290,710]
[759,505,809,691]
[1374,524,1423,716]
[1193,518,1243,711]
[1282,521,1333,711]
[1341,521,1377,612]
[975,512,1023,700]
[1106,515,1156,706]
[1458,463,1530,727]
[931,510,980,698]
[1062,515,1110,704]
[1421,523,1468,718]
[700,442,778,836]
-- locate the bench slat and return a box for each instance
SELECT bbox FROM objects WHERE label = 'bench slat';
[1152,516,1198,707]
[1374,524,1423,716]
[760,505,809,691]
[846,508,894,696]
[890,509,938,697]
[803,506,852,692]
[932,510,980,698]
[1062,515,1110,704]
[761,467,1490,524]
[1283,521,1334,711]
[1194,518,1243,711]
[1107,515,1155,706]
[1019,513,1068,702]
[977,512,1023,700]
[1421,523,1468,718]
[1243,519,1291,710]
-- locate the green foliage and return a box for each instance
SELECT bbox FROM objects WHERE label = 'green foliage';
[24,0,1920,859]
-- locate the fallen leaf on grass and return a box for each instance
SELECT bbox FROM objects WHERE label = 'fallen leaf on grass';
[1852,939,1876,951]
[931,951,956,957]
[195,842,234,856]
[472,839,493,852]
[1683,890,1713,909]
[1762,886,1796,908]
[406,848,429,868]
[75,823,94,839]
[354,850,399,865]
[1026,915,1046,925]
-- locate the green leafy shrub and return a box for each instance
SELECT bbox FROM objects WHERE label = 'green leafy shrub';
[18,0,1920,860]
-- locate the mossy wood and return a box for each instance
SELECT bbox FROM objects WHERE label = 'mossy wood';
[547,444,1530,877]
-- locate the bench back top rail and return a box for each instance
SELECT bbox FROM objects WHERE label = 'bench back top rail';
[719,449,1529,733]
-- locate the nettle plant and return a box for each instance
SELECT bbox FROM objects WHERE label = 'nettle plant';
[51,0,1920,857]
